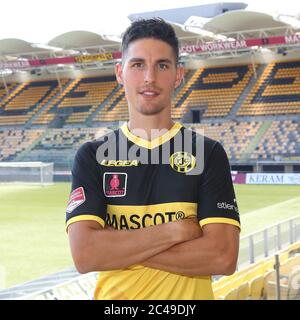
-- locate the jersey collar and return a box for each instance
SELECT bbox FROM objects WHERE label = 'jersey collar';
[120,122,183,150]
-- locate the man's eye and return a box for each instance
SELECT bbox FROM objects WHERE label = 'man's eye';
[159,63,168,70]
[132,63,143,68]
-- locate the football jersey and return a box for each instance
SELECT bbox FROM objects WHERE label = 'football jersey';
[66,122,240,300]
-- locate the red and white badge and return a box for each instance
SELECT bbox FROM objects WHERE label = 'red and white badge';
[103,172,127,197]
[66,187,86,213]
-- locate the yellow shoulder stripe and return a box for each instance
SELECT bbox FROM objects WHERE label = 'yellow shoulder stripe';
[66,214,105,232]
[200,217,241,229]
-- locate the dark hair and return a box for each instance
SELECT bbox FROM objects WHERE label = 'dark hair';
[121,18,179,63]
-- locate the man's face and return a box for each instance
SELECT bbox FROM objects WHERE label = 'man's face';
[115,38,184,116]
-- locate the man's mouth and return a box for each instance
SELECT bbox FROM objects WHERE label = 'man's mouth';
[139,90,160,97]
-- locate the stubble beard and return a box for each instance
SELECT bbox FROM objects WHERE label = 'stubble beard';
[137,103,166,116]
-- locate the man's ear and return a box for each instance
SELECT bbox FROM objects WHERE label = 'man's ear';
[175,64,185,89]
[115,63,123,85]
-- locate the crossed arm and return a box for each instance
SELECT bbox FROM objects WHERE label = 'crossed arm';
[141,223,240,276]
[68,218,239,277]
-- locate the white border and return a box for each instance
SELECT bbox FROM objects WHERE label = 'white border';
[103,172,127,197]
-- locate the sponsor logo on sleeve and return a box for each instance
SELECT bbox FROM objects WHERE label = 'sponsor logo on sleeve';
[103,172,127,197]
[217,198,239,214]
[66,187,86,213]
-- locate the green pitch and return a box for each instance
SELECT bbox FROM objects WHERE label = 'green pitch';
[235,184,300,236]
[0,183,73,290]
[0,183,300,289]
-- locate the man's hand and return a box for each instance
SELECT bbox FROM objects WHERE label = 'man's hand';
[104,217,203,242]
[141,223,240,276]
[68,216,203,273]
[169,217,203,243]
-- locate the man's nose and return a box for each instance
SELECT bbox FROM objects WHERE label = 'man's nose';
[144,66,156,83]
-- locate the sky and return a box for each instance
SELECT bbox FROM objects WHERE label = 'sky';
[0,0,299,44]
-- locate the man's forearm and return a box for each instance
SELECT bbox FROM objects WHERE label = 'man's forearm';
[142,236,220,276]
[68,218,201,273]
[142,225,239,276]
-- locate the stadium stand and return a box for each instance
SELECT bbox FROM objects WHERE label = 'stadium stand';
[213,242,300,300]
[0,81,60,126]
[34,127,110,150]
[251,120,300,160]
[238,60,300,116]
[249,275,264,299]
[190,121,262,160]
[0,83,18,101]
[20,127,111,170]
[264,254,300,300]
[61,76,117,124]
[31,79,71,125]
[32,76,117,125]
[94,85,129,122]
[172,69,195,107]
[0,129,44,161]
[172,64,254,118]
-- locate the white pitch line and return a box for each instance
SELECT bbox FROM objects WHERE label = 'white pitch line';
[242,196,300,216]
[240,196,300,235]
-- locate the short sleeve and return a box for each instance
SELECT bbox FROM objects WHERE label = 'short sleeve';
[66,142,107,230]
[197,141,240,229]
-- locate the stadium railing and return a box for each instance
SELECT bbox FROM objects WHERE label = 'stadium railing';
[213,243,300,300]
[238,214,300,268]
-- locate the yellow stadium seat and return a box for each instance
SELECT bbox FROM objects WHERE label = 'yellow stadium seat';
[250,275,264,300]
[223,287,238,300]
[287,268,300,300]
[237,282,250,300]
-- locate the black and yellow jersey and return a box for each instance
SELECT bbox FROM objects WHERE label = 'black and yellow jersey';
[66,122,240,300]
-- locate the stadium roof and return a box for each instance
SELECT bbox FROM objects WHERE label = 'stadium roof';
[0,33,121,59]
[48,31,121,53]
[168,22,218,44]
[0,3,299,66]
[203,10,291,37]
[128,2,248,24]
[0,39,51,56]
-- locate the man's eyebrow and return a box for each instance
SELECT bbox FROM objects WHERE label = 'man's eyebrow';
[128,57,145,63]
[156,59,173,64]
[128,58,173,64]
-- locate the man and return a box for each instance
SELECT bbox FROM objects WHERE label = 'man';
[66,18,240,300]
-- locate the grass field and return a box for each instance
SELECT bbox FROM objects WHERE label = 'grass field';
[0,182,300,289]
